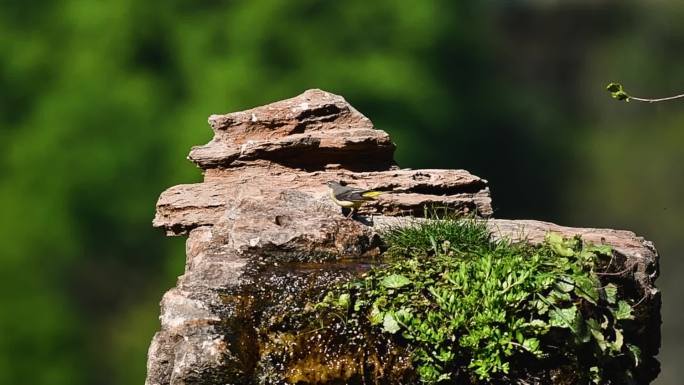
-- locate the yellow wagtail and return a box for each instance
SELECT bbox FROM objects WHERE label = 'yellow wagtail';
[326,181,384,217]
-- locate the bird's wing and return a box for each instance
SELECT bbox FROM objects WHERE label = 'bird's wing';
[334,186,368,202]
[335,187,383,202]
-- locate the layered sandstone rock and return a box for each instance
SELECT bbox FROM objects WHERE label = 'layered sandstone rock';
[145,89,659,385]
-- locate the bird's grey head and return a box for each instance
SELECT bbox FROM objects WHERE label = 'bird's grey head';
[326,181,349,189]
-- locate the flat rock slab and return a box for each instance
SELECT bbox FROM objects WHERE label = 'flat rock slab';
[154,167,492,235]
[189,89,395,171]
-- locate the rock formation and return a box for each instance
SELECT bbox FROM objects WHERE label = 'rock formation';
[145,89,660,385]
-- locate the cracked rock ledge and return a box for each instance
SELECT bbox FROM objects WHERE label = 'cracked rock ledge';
[146,89,660,385]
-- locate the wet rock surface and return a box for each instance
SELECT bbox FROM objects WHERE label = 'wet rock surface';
[145,90,660,385]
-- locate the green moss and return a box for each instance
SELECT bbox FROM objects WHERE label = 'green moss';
[318,218,640,384]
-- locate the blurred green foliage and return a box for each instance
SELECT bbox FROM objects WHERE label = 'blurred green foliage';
[0,1,681,384]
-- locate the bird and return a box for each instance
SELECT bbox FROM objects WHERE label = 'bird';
[325,181,384,218]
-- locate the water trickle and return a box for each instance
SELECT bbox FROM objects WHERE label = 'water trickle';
[214,258,415,384]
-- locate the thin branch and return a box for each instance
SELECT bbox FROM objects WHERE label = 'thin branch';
[606,82,684,103]
[629,93,684,103]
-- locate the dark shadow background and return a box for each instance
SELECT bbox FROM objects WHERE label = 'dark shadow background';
[0,1,680,384]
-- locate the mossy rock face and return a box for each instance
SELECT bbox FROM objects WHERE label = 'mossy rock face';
[310,219,652,385]
[257,326,414,385]
[156,218,656,385]
[214,259,416,385]
[146,218,659,385]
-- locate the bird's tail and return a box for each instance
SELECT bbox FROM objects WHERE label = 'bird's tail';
[361,190,383,199]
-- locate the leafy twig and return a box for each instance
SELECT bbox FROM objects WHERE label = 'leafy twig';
[606,82,684,103]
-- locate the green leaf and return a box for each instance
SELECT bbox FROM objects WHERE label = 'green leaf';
[549,290,572,302]
[369,306,384,325]
[606,82,622,92]
[546,233,574,257]
[590,366,601,384]
[515,330,524,344]
[380,274,412,289]
[611,328,624,352]
[549,305,577,329]
[532,299,549,315]
[615,300,634,320]
[382,312,401,334]
[545,232,563,245]
[574,275,599,304]
[587,318,608,351]
[435,348,455,363]
[441,240,451,253]
[586,244,612,256]
[417,364,451,383]
[429,235,438,254]
[555,279,575,293]
[605,82,631,101]
[604,283,618,305]
[627,343,641,366]
[524,319,550,333]
[586,318,601,334]
[395,307,413,324]
[545,232,564,247]
[321,291,335,304]
[573,313,591,344]
[522,338,540,355]
[613,90,630,101]
[338,293,350,309]
[579,249,596,261]
[548,304,584,340]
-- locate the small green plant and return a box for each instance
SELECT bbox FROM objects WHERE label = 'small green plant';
[318,218,640,384]
[606,82,684,103]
